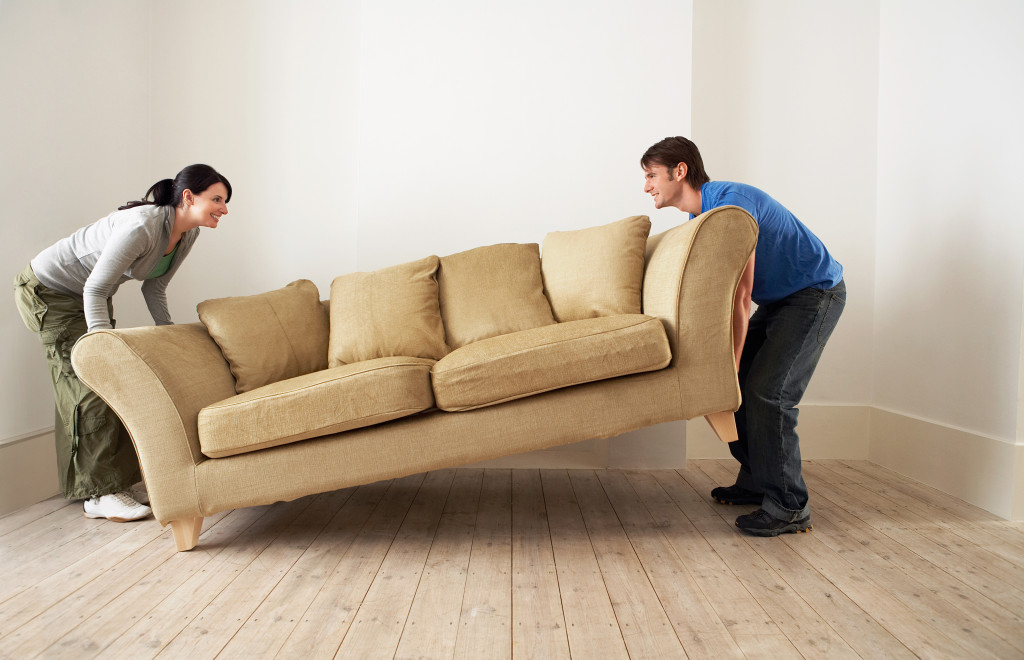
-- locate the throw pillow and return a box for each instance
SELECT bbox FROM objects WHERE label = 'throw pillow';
[328,255,448,366]
[438,243,555,348]
[541,215,652,322]
[198,279,329,393]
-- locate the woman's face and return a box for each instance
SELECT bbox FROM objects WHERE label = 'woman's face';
[184,183,229,229]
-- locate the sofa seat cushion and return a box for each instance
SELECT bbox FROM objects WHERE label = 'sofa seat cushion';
[198,356,437,458]
[431,314,671,412]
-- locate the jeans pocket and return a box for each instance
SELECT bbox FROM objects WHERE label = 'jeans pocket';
[816,294,845,347]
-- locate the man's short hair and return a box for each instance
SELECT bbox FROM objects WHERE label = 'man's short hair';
[641,136,711,190]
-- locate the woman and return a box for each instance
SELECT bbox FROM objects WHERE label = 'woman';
[14,164,231,522]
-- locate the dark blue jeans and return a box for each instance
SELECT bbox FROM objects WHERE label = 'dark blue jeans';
[730,280,846,521]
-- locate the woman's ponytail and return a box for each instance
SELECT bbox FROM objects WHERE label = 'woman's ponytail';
[145,178,176,206]
[118,178,173,210]
[117,165,231,211]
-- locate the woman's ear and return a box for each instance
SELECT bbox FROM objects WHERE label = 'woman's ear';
[181,189,194,207]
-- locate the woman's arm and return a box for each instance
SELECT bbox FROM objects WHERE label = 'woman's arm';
[141,229,196,326]
[81,229,148,330]
[141,278,172,326]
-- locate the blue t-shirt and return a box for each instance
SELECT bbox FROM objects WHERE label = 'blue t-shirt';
[698,181,843,305]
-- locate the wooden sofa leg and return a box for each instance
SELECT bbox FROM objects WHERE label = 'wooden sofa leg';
[170,517,204,551]
[704,411,738,444]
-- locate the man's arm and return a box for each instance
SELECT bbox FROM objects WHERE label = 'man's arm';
[732,253,755,370]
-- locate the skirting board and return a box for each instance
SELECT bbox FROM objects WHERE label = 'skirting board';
[685,404,872,461]
[869,408,1024,521]
[0,429,60,517]
[688,405,1023,521]
[469,405,872,470]
[6,406,1021,521]
[465,421,687,470]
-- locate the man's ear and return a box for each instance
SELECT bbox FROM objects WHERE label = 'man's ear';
[675,162,688,181]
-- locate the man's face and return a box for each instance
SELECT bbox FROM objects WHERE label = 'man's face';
[643,163,684,210]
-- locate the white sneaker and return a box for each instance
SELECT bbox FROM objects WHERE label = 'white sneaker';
[83,491,152,522]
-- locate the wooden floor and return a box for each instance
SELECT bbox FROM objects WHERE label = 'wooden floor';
[1,460,1023,659]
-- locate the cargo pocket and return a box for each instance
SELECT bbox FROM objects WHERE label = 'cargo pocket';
[53,326,80,379]
[13,268,48,332]
[45,325,88,437]
[73,396,138,496]
[75,406,112,449]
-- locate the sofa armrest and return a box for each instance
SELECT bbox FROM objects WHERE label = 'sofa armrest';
[643,206,758,419]
[71,323,237,522]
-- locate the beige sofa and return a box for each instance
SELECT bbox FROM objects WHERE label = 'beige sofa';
[72,207,757,551]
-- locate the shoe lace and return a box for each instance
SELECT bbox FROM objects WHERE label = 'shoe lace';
[111,491,142,507]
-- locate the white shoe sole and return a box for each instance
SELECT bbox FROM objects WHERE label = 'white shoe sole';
[83,507,151,522]
[83,513,149,523]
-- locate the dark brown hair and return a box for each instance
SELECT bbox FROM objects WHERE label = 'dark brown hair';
[119,164,232,210]
[641,136,710,190]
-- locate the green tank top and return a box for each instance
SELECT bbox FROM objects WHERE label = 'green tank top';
[146,243,178,279]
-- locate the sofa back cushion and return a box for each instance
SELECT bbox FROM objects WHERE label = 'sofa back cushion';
[438,243,555,349]
[541,215,652,322]
[329,255,449,366]
[197,279,329,393]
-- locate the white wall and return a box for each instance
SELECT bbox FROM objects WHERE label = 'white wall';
[0,0,692,487]
[148,0,363,316]
[691,0,879,406]
[688,1,1024,517]
[356,0,692,268]
[875,0,1024,440]
[871,0,1024,518]
[1,1,151,443]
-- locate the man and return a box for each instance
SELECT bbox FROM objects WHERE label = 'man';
[641,136,845,536]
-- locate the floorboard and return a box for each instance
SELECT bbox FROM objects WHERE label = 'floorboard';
[1,461,1022,659]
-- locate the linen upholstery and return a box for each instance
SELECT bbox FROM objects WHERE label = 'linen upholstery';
[431,314,671,411]
[643,206,758,414]
[438,243,555,348]
[195,370,681,517]
[71,324,238,521]
[329,256,448,366]
[71,207,759,534]
[198,279,329,393]
[541,215,652,321]
[198,356,436,458]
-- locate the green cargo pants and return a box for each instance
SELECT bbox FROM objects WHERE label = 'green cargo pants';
[13,264,140,500]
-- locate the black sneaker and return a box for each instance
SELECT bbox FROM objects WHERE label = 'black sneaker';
[711,484,763,505]
[735,508,812,537]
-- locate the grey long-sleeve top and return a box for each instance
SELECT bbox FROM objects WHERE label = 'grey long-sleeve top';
[31,204,198,331]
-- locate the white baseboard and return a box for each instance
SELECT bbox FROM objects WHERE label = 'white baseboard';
[0,429,60,517]
[686,404,1023,521]
[869,408,1024,521]
[469,405,872,470]
[5,407,1022,521]
[685,404,872,460]
[465,421,687,469]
